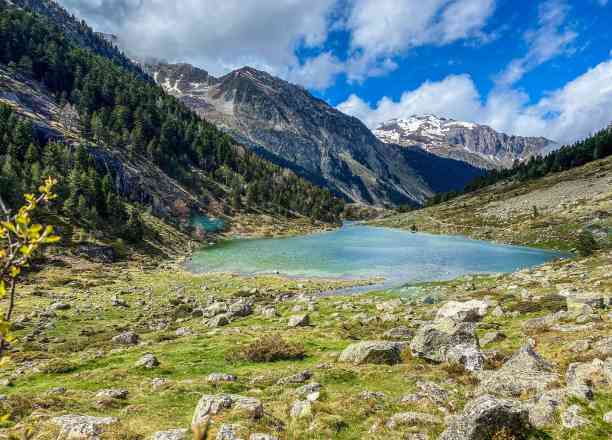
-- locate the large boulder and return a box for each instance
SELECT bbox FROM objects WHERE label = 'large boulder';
[111,331,139,346]
[338,341,404,365]
[50,414,118,439]
[435,300,489,322]
[526,388,567,428]
[410,319,482,370]
[192,394,263,426]
[476,345,558,397]
[566,358,611,400]
[439,395,530,440]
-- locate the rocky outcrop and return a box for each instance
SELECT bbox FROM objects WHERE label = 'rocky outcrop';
[50,414,118,439]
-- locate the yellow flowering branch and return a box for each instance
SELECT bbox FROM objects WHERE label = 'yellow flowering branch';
[0,177,60,358]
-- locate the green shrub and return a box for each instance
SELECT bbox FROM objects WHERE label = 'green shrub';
[227,334,305,363]
[576,230,597,256]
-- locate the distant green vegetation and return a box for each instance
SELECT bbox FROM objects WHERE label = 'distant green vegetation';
[427,125,612,206]
[0,3,344,225]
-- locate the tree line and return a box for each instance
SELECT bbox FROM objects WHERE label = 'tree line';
[0,3,344,225]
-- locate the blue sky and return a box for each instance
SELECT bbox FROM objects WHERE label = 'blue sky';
[59,0,612,143]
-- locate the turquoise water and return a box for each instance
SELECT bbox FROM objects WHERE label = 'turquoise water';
[186,223,564,287]
[191,215,225,233]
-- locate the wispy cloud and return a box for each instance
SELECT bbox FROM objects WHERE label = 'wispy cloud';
[496,0,577,87]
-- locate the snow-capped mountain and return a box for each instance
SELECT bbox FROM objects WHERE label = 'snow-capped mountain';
[374,115,559,169]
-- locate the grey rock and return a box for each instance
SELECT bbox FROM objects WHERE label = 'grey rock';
[594,336,612,357]
[288,313,310,328]
[359,390,386,400]
[446,343,485,372]
[480,331,506,346]
[175,327,193,337]
[603,411,612,424]
[95,389,128,400]
[207,373,237,383]
[277,370,311,385]
[261,307,278,319]
[216,424,239,440]
[568,339,591,353]
[435,300,489,322]
[151,429,189,440]
[477,345,558,397]
[386,411,442,429]
[249,434,279,440]
[50,302,71,311]
[410,319,480,367]
[208,313,230,328]
[338,341,404,365]
[135,353,159,369]
[111,331,139,346]
[51,414,118,439]
[229,300,253,317]
[383,326,413,340]
[192,394,263,425]
[527,388,567,428]
[290,400,312,419]
[561,404,589,429]
[439,395,530,440]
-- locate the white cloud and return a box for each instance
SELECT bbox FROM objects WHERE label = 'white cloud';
[598,0,608,6]
[344,0,497,81]
[285,53,344,90]
[496,0,577,86]
[58,0,340,89]
[338,58,612,144]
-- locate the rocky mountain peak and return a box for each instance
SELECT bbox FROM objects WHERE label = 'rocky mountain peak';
[374,115,558,169]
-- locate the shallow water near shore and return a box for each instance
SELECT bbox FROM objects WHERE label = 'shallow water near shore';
[186,223,565,290]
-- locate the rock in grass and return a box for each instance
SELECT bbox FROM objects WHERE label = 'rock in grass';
[386,411,442,429]
[207,373,237,384]
[250,434,279,440]
[135,353,159,369]
[51,414,118,439]
[561,404,589,429]
[208,313,231,328]
[435,300,489,322]
[288,313,310,328]
[338,341,404,365]
[480,331,506,346]
[603,411,612,424]
[111,331,139,346]
[151,429,188,440]
[95,389,128,400]
[439,395,529,440]
[476,345,558,397]
[527,388,567,428]
[410,319,481,368]
[277,370,311,385]
[290,400,312,419]
[192,394,263,426]
[216,424,240,440]
[50,302,71,311]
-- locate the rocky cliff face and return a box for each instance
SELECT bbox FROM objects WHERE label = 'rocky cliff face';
[150,63,483,206]
[374,115,559,169]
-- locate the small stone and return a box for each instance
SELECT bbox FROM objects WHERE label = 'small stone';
[290,400,312,419]
[151,429,189,440]
[561,404,589,429]
[95,389,128,400]
[51,302,71,311]
[216,424,239,440]
[207,373,237,384]
[480,331,506,346]
[249,434,279,440]
[135,353,159,369]
[277,371,311,385]
[603,411,612,424]
[208,314,230,328]
[112,331,139,346]
[386,412,442,429]
[288,314,310,328]
[175,327,193,337]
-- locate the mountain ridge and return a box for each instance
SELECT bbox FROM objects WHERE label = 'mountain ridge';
[149,62,485,207]
[374,114,559,169]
